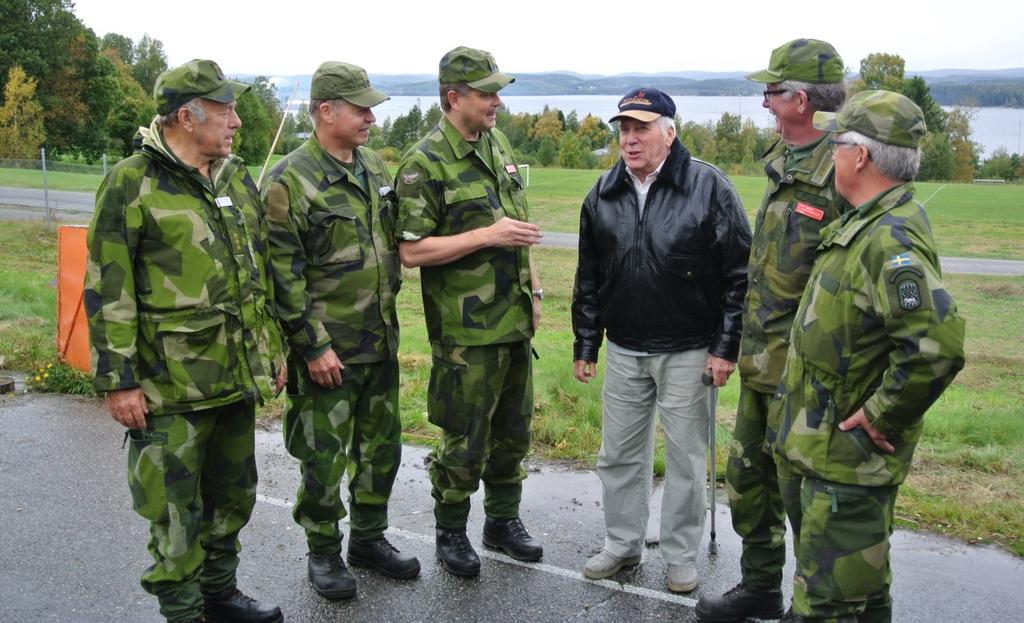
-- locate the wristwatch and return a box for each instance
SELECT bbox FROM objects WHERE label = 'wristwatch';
[532,288,544,300]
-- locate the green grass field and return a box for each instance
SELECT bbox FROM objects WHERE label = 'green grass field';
[525,168,1024,261]
[2,166,1023,555]
[4,165,1021,260]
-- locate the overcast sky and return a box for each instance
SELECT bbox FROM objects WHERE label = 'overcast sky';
[74,0,1023,77]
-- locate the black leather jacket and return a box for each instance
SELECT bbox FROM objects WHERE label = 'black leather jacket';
[572,140,751,363]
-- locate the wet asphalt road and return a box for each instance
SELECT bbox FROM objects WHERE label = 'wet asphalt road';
[2,392,1023,622]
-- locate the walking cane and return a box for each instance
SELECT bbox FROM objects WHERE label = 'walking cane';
[701,371,719,555]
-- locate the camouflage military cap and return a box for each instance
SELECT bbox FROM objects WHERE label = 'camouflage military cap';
[747,39,844,84]
[438,46,514,93]
[310,61,390,108]
[813,90,927,148]
[153,59,250,115]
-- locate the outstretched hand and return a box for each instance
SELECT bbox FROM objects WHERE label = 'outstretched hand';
[487,217,542,247]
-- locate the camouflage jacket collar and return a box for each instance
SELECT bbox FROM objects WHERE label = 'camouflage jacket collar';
[600,139,691,198]
[139,120,243,193]
[303,135,363,190]
[761,136,834,188]
[439,116,478,161]
[821,183,916,249]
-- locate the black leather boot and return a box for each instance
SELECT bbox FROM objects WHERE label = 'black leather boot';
[307,551,356,600]
[482,516,543,562]
[202,587,283,623]
[347,535,421,579]
[695,582,785,622]
[435,527,481,577]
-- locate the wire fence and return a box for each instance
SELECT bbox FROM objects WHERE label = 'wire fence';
[0,156,109,176]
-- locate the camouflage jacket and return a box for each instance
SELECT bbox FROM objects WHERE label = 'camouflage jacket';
[261,138,400,363]
[739,137,848,393]
[395,116,534,346]
[773,183,965,486]
[85,120,283,415]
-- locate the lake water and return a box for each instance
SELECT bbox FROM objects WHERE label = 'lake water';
[367,95,1024,158]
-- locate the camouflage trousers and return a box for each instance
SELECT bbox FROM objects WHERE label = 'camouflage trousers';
[725,385,787,590]
[427,340,533,529]
[283,356,401,553]
[778,462,895,622]
[126,401,257,623]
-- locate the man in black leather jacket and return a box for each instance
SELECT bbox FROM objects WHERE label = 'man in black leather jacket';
[572,88,751,594]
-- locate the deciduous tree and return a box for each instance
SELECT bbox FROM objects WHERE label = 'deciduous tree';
[945,107,978,182]
[132,33,167,95]
[854,52,906,92]
[233,90,273,165]
[0,65,46,158]
[577,114,610,150]
[530,109,563,147]
[100,32,134,64]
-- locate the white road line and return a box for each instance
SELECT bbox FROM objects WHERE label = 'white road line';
[255,493,698,609]
[921,184,947,205]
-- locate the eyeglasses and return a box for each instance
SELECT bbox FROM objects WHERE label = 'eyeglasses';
[762,88,790,103]
[827,139,857,153]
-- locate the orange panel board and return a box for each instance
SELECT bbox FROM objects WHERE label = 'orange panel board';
[56,225,90,373]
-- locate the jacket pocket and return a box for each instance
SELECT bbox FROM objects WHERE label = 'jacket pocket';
[665,253,716,321]
[777,199,828,273]
[147,309,238,403]
[444,182,495,231]
[308,206,365,269]
[779,363,844,478]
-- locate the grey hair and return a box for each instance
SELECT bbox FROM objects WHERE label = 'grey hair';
[613,115,676,136]
[309,98,346,124]
[657,115,676,136]
[156,98,207,127]
[781,80,847,113]
[842,131,921,181]
[439,83,473,112]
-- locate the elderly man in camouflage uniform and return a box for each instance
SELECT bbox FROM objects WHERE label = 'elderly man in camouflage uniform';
[86,59,285,623]
[698,39,849,622]
[774,90,966,622]
[261,61,417,599]
[395,46,544,577]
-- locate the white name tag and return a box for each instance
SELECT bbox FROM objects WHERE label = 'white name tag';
[378,185,392,196]
[215,196,233,207]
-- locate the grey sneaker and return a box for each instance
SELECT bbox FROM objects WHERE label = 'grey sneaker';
[583,550,642,579]
[667,564,699,593]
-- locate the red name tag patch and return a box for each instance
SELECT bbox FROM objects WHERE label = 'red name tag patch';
[794,202,824,221]
[505,164,518,174]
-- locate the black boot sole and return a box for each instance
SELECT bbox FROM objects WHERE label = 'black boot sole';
[696,605,785,622]
[309,580,356,601]
[481,535,543,562]
[436,553,481,577]
[205,615,284,623]
[346,552,422,580]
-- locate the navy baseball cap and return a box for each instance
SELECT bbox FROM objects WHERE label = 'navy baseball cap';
[610,87,676,123]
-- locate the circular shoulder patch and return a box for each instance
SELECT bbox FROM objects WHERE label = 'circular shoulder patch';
[897,278,922,311]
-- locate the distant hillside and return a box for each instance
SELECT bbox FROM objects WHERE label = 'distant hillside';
[236,68,1024,108]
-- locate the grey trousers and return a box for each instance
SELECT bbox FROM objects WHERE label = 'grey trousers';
[598,347,709,565]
